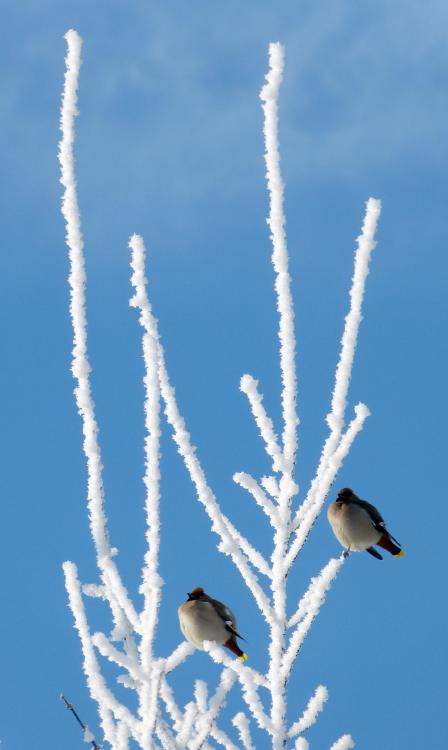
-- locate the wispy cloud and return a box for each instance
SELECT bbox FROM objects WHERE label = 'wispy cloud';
[3,0,447,208]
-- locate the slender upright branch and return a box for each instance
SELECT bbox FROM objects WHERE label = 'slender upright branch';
[58,30,108,559]
[260,42,296,750]
[58,29,137,644]
[260,42,299,478]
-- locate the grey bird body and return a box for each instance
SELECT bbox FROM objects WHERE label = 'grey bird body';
[178,587,247,659]
[178,598,236,648]
[327,487,404,559]
[327,500,382,550]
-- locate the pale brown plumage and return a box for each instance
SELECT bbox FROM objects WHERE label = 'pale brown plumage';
[178,587,247,659]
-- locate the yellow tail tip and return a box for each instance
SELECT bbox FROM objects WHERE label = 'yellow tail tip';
[239,652,248,662]
[394,549,405,558]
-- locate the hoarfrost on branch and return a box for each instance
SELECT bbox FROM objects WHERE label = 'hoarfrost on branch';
[59,29,381,749]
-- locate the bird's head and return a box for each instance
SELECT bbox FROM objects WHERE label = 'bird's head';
[337,487,354,503]
[187,587,205,601]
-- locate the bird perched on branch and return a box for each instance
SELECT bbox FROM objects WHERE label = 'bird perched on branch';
[178,587,248,660]
[327,487,404,560]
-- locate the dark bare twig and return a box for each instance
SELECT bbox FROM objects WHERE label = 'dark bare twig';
[60,694,101,749]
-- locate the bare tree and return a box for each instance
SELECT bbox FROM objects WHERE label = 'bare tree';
[59,29,380,749]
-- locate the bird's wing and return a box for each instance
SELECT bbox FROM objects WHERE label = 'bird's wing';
[210,599,244,640]
[355,498,386,530]
[355,498,401,545]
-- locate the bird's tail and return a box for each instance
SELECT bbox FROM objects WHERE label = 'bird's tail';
[224,636,248,661]
[377,534,405,557]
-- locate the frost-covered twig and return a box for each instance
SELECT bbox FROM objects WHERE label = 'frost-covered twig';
[233,472,278,522]
[91,632,147,683]
[204,643,272,734]
[240,374,284,473]
[165,642,195,673]
[221,516,272,579]
[287,685,328,738]
[116,721,131,750]
[328,198,381,436]
[232,712,255,750]
[330,735,355,750]
[63,562,141,744]
[210,725,240,750]
[203,642,269,689]
[159,677,183,730]
[189,669,236,750]
[283,557,345,676]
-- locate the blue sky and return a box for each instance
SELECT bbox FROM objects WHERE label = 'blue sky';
[1,1,447,748]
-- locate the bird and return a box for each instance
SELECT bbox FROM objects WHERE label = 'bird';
[327,487,404,560]
[178,587,248,660]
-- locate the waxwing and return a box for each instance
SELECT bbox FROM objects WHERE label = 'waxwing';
[327,487,404,560]
[178,587,248,660]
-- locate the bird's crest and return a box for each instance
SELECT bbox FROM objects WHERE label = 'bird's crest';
[337,487,353,500]
[188,587,205,600]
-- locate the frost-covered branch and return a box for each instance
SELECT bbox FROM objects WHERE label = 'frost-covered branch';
[204,643,272,734]
[287,685,328,738]
[165,642,196,673]
[63,562,141,745]
[203,642,269,690]
[189,669,237,750]
[91,631,147,683]
[232,712,255,750]
[260,42,298,476]
[240,374,284,473]
[289,199,381,553]
[59,29,110,563]
[260,43,300,750]
[233,472,278,522]
[330,735,355,750]
[283,557,345,675]
[58,30,143,655]
[328,198,381,436]
[138,327,163,651]
[221,514,272,579]
[210,726,240,750]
